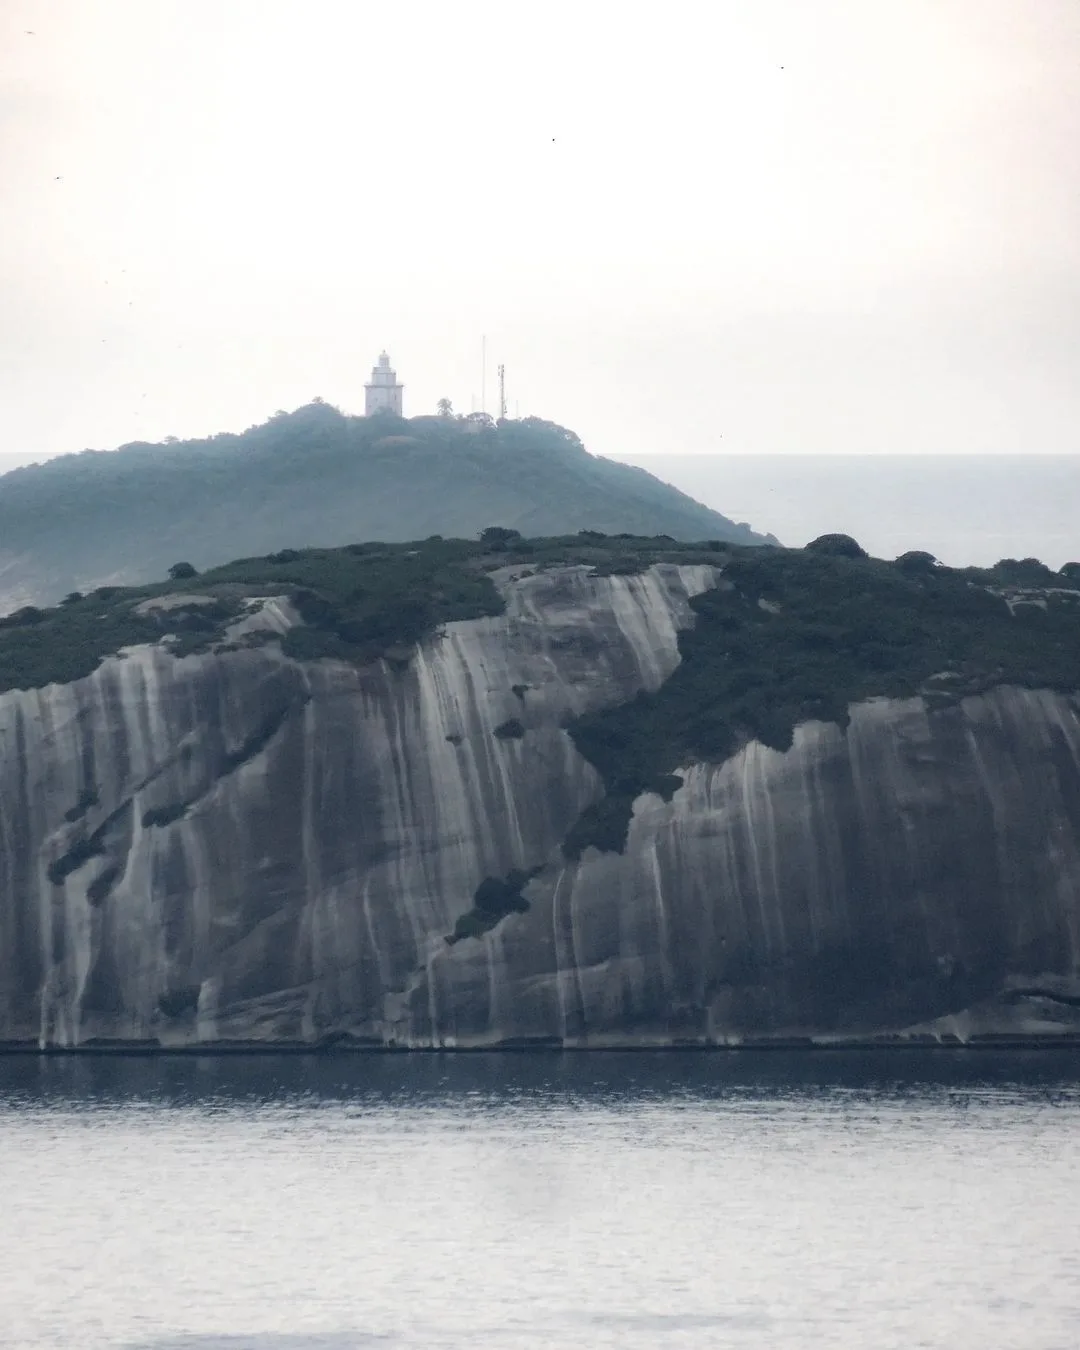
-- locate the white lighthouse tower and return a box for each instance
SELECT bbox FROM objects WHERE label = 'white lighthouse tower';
[364,351,404,417]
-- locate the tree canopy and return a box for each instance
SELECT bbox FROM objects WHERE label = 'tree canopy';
[805,534,867,559]
[0,406,776,608]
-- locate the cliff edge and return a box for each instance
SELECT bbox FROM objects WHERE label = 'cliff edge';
[1,538,1078,1048]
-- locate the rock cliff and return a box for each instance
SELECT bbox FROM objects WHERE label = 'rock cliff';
[1,563,1079,1049]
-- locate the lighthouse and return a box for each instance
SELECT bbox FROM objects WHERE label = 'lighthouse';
[364,351,404,417]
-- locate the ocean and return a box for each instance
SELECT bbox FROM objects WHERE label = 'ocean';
[2,1050,1078,1349]
[613,454,1079,570]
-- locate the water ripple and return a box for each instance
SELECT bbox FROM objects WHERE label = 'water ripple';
[2,1051,1079,1350]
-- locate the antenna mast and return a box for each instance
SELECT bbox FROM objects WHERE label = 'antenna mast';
[481,335,487,415]
[497,364,506,420]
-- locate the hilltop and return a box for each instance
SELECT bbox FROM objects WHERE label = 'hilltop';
[2,526,1076,749]
[0,406,775,609]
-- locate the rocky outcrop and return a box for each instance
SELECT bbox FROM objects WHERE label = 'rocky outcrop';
[1,564,1078,1048]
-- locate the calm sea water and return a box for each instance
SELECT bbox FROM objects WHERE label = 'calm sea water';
[1,1052,1079,1350]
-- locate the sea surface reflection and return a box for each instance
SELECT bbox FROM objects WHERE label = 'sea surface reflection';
[2,1050,1079,1349]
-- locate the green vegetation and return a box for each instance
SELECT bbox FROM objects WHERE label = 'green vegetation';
[0,586,253,694]
[493,718,526,740]
[563,544,1080,857]
[47,834,106,885]
[0,537,512,694]
[208,540,506,666]
[0,405,775,607]
[804,532,868,559]
[895,550,939,576]
[479,526,522,549]
[0,594,163,694]
[63,788,99,823]
[3,530,1078,890]
[142,802,188,829]
[447,867,544,943]
[0,531,733,695]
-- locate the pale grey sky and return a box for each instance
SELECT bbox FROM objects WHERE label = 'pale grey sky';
[2,0,1079,463]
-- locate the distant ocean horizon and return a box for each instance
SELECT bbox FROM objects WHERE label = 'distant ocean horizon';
[613,454,1080,571]
[3,451,1077,572]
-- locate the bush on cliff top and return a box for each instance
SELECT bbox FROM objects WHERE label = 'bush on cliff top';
[0,531,726,694]
[2,520,1077,905]
[563,547,1080,857]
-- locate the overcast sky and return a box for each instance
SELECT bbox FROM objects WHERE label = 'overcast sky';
[2,0,1078,463]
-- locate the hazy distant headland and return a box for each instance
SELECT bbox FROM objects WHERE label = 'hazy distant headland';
[0,407,775,610]
[4,442,1075,608]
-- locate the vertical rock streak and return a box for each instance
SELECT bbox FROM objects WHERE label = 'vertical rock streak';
[0,569,1078,1047]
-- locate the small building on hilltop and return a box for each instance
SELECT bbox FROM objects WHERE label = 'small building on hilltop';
[365,352,404,417]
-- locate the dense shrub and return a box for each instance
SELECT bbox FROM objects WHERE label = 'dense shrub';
[480,526,522,551]
[563,794,639,859]
[805,534,867,559]
[0,596,161,692]
[447,867,542,943]
[895,550,938,575]
[0,533,503,691]
[991,557,1056,585]
[493,718,526,740]
[47,834,105,885]
[563,545,1080,856]
[168,562,198,580]
[281,628,351,662]
[0,606,45,628]
[63,788,99,823]
[4,528,1076,805]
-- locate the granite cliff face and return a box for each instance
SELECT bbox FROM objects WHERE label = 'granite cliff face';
[1,563,1079,1049]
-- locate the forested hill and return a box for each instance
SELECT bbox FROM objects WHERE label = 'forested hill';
[0,406,776,609]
